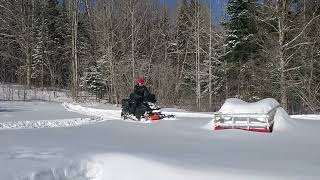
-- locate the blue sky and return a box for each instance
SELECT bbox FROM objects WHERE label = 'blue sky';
[58,0,226,25]
[160,0,227,24]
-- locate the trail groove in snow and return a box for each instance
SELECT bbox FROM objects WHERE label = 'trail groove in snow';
[0,117,103,130]
[63,103,122,120]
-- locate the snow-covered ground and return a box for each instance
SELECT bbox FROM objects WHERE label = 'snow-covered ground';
[0,100,320,180]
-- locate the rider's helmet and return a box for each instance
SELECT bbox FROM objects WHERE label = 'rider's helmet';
[136,78,145,85]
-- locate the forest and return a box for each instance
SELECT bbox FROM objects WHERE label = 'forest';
[0,0,320,113]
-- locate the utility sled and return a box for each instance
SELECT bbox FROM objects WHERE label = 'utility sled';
[213,98,280,133]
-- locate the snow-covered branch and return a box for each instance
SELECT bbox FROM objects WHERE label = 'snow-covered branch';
[283,14,320,49]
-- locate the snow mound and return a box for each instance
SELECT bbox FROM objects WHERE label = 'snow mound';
[273,107,295,132]
[0,117,102,130]
[19,153,235,180]
[63,103,121,120]
[219,98,280,114]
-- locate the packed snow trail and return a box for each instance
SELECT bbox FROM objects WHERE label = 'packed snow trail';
[0,101,104,130]
[0,117,101,130]
[63,102,122,120]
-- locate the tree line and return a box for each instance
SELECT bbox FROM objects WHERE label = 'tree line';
[0,0,319,114]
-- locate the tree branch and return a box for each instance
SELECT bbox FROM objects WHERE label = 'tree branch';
[283,14,320,49]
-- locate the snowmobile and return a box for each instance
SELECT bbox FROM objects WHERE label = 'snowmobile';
[121,95,175,122]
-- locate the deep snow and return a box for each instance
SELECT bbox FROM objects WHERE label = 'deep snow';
[0,100,320,180]
[218,98,280,114]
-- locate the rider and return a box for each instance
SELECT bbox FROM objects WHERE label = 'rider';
[129,78,151,119]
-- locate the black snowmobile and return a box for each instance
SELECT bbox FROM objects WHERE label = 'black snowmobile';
[121,94,174,121]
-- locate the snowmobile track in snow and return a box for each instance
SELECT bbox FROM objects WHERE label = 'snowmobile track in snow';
[0,117,104,130]
[0,103,117,130]
[63,102,122,120]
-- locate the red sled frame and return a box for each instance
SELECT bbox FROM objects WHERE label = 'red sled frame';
[213,107,278,133]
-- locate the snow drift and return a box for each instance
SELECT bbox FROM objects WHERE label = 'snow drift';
[219,98,280,114]
[0,117,100,130]
[272,107,295,131]
[63,102,121,120]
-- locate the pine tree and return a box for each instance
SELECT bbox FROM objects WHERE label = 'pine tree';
[43,0,71,88]
[174,0,193,102]
[224,0,259,99]
[176,0,191,53]
[81,64,106,100]
[32,1,46,87]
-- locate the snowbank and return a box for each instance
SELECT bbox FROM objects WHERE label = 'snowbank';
[273,107,295,131]
[219,98,280,114]
[63,103,121,120]
[0,117,102,130]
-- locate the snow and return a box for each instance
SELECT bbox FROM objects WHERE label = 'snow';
[0,84,70,102]
[0,117,101,130]
[63,102,121,120]
[1,100,320,180]
[291,114,320,120]
[272,107,295,131]
[219,98,280,114]
[0,101,89,123]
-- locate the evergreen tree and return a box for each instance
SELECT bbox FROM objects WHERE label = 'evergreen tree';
[174,0,193,101]
[42,0,71,88]
[224,0,260,99]
[176,0,191,53]
[225,0,258,56]
[81,64,106,99]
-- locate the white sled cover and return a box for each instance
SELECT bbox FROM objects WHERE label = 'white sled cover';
[219,98,280,114]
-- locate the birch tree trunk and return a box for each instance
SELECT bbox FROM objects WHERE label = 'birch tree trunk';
[276,0,288,110]
[196,0,201,109]
[208,1,213,110]
[131,0,135,87]
[71,0,79,99]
